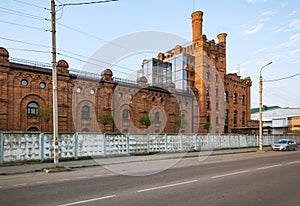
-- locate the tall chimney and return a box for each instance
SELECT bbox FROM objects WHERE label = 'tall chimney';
[191,11,203,44]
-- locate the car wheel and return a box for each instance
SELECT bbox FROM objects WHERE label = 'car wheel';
[293,146,296,151]
[286,147,289,151]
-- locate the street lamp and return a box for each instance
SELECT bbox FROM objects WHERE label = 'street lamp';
[259,61,272,151]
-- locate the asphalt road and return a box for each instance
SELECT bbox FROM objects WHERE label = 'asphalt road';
[0,150,300,206]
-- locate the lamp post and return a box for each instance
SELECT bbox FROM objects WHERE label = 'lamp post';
[259,61,272,151]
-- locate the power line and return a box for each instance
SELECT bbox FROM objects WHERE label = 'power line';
[12,0,49,10]
[264,72,300,82]
[0,6,47,21]
[57,0,118,7]
[0,20,46,31]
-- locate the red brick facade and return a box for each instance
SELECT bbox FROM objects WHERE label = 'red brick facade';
[0,10,252,134]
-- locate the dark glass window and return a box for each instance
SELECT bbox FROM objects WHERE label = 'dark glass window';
[233,110,237,127]
[154,112,160,123]
[224,91,228,103]
[122,109,129,121]
[233,93,237,104]
[40,82,46,89]
[242,95,245,105]
[81,106,90,119]
[21,79,28,86]
[27,102,39,115]
[242,111,246,127]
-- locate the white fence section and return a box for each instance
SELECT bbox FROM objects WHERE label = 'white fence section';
[0,132,300,164]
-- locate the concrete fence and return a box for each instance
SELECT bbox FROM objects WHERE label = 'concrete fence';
[0,132,300,164]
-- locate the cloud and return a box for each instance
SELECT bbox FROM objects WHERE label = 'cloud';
[261,11,276,15]
[288,10,297,17]
[254,47,267,54]
[244,23,264,34]
[290,48,300,58]
[247,0,267,3]
[276,18,300,32]
[276,33,300,48]
[281,2,288,7]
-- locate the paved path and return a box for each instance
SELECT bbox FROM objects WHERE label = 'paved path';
[0,147,260,175]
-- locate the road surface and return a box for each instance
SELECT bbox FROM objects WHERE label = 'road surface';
[0,150,299,206]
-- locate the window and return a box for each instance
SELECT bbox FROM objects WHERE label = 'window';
[122,109,129,121]
[224,91,228,103]
[206,72,210,80]
[21,79,28,86]
[215,74,219,83]
[122,128,129,134]
[28,127,38,131]
[76,87,82,93]
[225,109,228,126]
[27,102,39,115]
[81,106,90,119]
[216,116,219,126]
[216,101,219,111]
[242,111,246,127]
[206,86,210,96]
[40,82,46,89]
[154,112,160,123]
[233,93,237,104]
[233,110,237,127]
[242,95,245,105]
[206,115,210,122]
[90,89,95,95]
[216,87,219,97]
[206,101,210,109]
[81,128,90,132]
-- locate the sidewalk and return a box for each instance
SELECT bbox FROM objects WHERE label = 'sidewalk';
[0,147,260,175]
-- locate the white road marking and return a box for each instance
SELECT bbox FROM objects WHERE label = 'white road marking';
[36,181,49,184]
[58,179,70,182]
[75,176,87,179]
[58,195,116,206]
[286,160,300,165]
[257,164,282,170]
[137,180,198,193]
[13,183,27,187]
[93,174,102,177]
[211,170,250,179]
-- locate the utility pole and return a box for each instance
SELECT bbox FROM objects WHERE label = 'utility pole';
[259,61,272,151]
[51,0,59,166]
[50,0,118,166]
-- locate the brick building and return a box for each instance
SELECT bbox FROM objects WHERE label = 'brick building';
[0,47,197,133]
[0,10,252,134]
[145,11,252,133]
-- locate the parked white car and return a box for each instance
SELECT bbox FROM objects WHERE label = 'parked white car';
[271,139,297,151]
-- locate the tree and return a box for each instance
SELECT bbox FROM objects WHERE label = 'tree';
[204,121,211,133]
[37,107,53,122]
[97,113,114,129]
[175,117,187,128]
[138,114,153,127]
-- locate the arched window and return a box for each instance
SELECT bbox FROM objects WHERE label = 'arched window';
[242,111,246,127]
[154,112,160,123]
[224,91,228,103]
[27,102,39,115]
[233,93,237,104]
[206,101,210,109]
[122,128,129,134]
[233,110,237,127]
[28,127,38,132]
[81,106,90,119]
[242,95,245,105]
[122,109,129,121]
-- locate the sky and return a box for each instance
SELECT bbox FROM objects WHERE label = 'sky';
[0,0,300,108]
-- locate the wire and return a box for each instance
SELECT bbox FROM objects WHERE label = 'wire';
[0,6,46,21]
[58,0,118,7]
[0,36,50,49]
[0,20,46,31]
[264,72,300,82]
[12,0,49,10]
[6,48,50,54]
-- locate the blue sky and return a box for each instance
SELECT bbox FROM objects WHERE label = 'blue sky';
[0,0,299,108]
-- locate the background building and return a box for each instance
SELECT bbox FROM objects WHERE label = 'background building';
[251,107,300,134]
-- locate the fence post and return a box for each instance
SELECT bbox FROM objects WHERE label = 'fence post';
[194,134,198,151]
[127,134,130,156]
[104,133,107,157]
[75,132,78,160]
[147,134,150,154]
[0,132,3,165]
[165,134,168,153]
[40,133,44,161]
